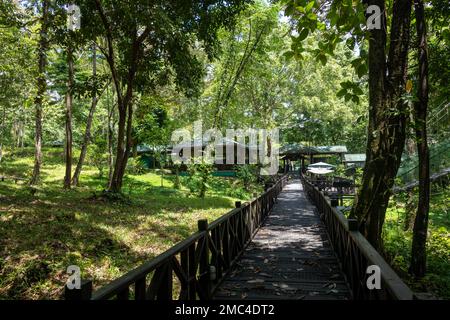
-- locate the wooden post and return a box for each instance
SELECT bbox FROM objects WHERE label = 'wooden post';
[348,219,358,231]
[301,157,305,174]
[235,201,242,208]
[135,277,146,300]
[65,279,92,300]
[197,219,211,300]
[188,243,196,300]
[330,196,339,207]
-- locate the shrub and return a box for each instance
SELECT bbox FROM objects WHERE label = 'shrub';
[126,157,148,175]
[235,165,257,191]
[186,161,214,198]
[86,145,108,178]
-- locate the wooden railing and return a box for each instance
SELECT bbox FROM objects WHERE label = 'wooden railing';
[300,175,415,300]
[65,174,289,300]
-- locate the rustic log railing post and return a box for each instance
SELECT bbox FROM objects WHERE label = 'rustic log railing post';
[330,195,339,207]
[65,279,92,300]
[348,219,358,231]
[188,242,196,299]
[197,219,211,300]
[235,201,244,248]
[135,277,146,300]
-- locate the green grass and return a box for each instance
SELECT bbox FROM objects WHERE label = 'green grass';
[0,147,257,299]
[382,187,450,299]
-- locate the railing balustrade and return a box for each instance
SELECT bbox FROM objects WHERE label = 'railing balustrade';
[65,175,289,300]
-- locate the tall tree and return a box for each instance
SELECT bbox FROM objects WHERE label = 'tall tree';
[77,0,249,193]
[283,0,414,249]
[350,0,413,249]
[30,0,50,185]
[72,43,99,186]
[63,44,74,189]
[410,0,430,278]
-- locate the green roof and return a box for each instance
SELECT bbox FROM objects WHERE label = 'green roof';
[343,154,366,162]
[280,144,347,155]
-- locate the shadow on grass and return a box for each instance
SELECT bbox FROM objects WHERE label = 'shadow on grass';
[0,194,195,299]
[0,178,236,299]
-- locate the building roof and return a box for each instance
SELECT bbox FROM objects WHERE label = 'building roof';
[280,144,348,156]
[343,154,366,162]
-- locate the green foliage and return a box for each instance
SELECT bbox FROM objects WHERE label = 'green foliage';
[333,164,346,177]
[282,0,368,117]
[353,167,363,187]
[235,165,258,191]
[126,157,148,175]
[86,144,108,178]
[427,227,450,274]
[383,186,450,299]
[186,161,214,198]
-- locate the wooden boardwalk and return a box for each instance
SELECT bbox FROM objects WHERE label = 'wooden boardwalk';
[214,179,351,300]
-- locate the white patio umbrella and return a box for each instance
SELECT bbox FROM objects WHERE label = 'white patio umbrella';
[308,162,336,168]
[307,167,334,175]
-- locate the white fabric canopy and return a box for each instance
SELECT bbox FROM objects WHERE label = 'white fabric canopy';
[308,162,335,168]
[307,168,334,175]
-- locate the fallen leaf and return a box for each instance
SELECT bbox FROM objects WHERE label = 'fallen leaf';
[259,273,272,278]
[327,289,339,294]
[322,283,337,289]
[247,279,265,284]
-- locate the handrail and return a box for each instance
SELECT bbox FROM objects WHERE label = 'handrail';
[300,174,415,300]
[65,174,289,300]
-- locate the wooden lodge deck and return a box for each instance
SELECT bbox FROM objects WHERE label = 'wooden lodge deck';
[214,179,351,300]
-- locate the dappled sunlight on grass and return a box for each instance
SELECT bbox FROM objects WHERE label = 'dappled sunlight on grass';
[0,148,248,299]
[383,187,450,299]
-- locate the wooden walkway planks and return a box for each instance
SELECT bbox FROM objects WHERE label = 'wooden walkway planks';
[214,179,351,300]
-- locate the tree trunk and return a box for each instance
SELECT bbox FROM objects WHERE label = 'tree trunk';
[350,0,412,250]
[108,103,127,192]
[64,46,74,189]
[107,54,137,193]
[0,105,5,163]
[107,88,115,188]
[72,44,98,186]
[109,98,134,192]
[30,0,49,186]
[410,0,430,278]
[94,0,150,193]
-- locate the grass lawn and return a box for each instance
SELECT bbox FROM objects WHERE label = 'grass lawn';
[383,187,450,299]
[0,148,254,299]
